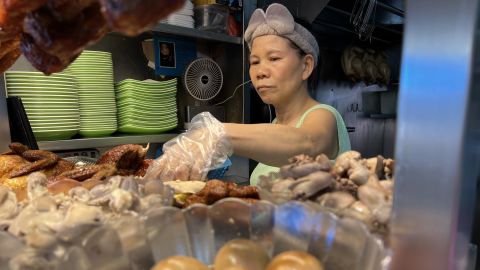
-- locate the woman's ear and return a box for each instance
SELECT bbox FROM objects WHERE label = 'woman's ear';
[302,54,315,80]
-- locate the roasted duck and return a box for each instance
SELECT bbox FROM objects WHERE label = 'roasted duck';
[0,0,186,74]
[0,143,151,200]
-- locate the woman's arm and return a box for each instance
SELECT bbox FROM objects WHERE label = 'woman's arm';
[224,109,338,167]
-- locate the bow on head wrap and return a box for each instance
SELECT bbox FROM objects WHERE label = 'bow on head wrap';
[244,3,320,67]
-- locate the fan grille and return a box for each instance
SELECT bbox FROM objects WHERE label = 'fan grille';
[184,58,223,101]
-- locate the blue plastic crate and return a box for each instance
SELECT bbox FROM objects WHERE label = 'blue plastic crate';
[155,148,231,179]
[207,158,232,179]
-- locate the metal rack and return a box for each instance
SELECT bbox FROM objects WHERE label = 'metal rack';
[37,133,178,151]
[312,1,403,45]
[150,23,243,44]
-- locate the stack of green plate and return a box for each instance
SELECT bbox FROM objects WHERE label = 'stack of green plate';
[64,50,117,137]
[115,79,178,134]
[4,71,80,141]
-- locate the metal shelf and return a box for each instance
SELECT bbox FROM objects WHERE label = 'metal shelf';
[151,23,243,44]
[38,133,179,151]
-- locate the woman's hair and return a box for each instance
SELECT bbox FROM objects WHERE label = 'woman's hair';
[286,39,319,91]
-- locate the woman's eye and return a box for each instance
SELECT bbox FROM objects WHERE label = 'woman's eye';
[270,57,280,61]
[250,61,259,65]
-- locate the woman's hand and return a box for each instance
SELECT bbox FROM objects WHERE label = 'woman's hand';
[144,113,232,181]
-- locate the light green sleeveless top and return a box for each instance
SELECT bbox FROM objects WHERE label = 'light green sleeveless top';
[249,104,351,186]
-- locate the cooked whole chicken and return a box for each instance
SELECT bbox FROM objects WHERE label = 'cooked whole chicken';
[0,0,186,74]
[341,46,391,85]
[0,143,151,200]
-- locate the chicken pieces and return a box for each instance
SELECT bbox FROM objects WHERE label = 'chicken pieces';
[0,0,186,74]
[183,180,260,208]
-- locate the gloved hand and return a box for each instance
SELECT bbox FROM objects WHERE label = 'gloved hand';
[144,112,232,181]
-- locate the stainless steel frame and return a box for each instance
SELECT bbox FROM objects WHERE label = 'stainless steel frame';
[391,0,480,269]
[0,76,11,152]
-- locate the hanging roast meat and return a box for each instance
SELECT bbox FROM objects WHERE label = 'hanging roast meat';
[0,0,186,74]
[22,2,109,73]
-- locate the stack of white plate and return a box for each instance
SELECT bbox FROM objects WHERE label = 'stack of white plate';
[4,71,80,141]
[64,50,117,137]
[160,0,194,28]
[115,79,178,134]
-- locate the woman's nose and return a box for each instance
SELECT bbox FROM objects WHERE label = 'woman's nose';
[255,64,270,79]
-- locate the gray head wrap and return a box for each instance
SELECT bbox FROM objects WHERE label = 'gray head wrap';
[244,3,320,67]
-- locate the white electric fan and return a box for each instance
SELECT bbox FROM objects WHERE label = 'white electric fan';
[183,58,225,126]
[183,57,223,101]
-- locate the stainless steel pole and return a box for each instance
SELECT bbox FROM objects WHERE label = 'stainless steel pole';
[0,75,11,152]
[391,0,480,269]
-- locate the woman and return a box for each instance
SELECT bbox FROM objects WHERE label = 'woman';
[145,3,350,185]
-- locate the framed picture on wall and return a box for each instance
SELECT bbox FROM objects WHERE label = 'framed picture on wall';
[154,34,196,76]
[158,41,176,68]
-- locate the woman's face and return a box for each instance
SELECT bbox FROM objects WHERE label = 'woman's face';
[160,43,170,55]
[249,35,309,105]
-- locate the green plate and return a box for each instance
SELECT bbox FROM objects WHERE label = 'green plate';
[116,97,175,103]
[7,86,78,92]
[8,89,77,94]
[119,118,177,125]
[73,75,113,79]
[116,80,176,86]
[5,71,74,77]
[79,96,115,101]
[80,119,116,124]
[118,109,177,117]
[80,122,117,127]
[80,116,117,121]
[22,99,78,104]
[81,124,117,129]
[78,94,115,99]
[32,125,79,130]
[5,75,74,81]
[116,88,177,94]
[8,94,77,99]
[67,70,113,75]
[118,114,176,121]
[18,98,77,104]
[116,91,176,99]
[27,108,79,112]
[117,105,177,113]
[7,82,77,87]
[69,59,112,63]
[80,114,117,119]
[34,130,78,141]
[28,116,79,122]
[80,109,116,114]
[30,123,79,127]
[117,78,177,85]
[118,123,177,134]
[116,97,175,105]
[116,103,176,111]
[77,83,114,88]
[79,129,116,137]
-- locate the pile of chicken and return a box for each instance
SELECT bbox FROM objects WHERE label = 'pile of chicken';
[0,0,186,74]
[341,46,391,85]
[0,142,152,200]
[258,151,394,235]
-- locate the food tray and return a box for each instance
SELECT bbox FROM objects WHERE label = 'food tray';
[63,156,97,166]
[145,198,391,270]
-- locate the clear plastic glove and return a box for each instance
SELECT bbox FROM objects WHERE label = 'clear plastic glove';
[144,112,232,181]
